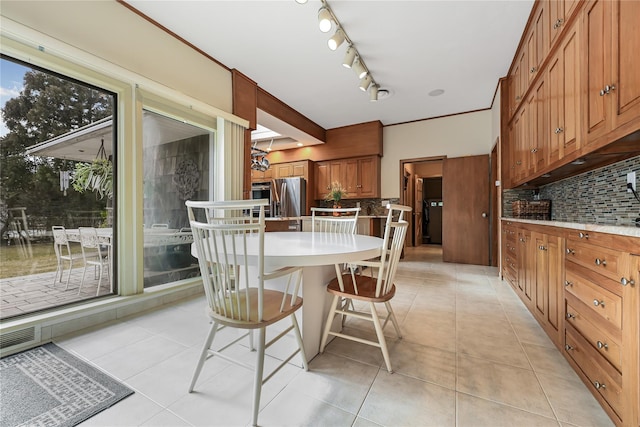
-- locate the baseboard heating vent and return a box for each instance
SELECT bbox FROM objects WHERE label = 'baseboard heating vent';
[0,326,41,354]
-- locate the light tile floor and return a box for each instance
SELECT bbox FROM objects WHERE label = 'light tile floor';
[55,245,615,427]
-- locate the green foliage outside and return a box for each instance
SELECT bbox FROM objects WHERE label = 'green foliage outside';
[0,59,114,240]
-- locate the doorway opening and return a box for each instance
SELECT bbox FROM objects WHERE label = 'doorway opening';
[399,156,444,251]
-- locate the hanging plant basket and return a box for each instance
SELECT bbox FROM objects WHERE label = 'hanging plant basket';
[72,158,113,200]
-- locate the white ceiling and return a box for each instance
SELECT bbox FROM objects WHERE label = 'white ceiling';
[125,0,533,140]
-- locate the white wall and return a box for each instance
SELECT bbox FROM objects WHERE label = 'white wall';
[381,110,493,198]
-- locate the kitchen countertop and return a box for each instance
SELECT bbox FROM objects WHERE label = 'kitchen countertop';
[501,217,640,238]
[266,215,388,221]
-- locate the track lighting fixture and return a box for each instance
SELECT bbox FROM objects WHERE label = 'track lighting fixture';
[318,7,332,33]
[352,58,367,79]
[304,0,388,101]
[328,29,345,51]
[342,46,356,68]
[359,74,372,91]
[369,84,379,102]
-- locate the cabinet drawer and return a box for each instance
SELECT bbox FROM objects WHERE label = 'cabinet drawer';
[565,269,622,330]
[565,326,623,418]
[565,301,622,371]
[565,240,625,283]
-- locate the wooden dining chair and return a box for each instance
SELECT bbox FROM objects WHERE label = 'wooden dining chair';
[310,207,360,234]
[77,227,110,296]
[185,199,308,427]
[319,218,409,373]
[51,225,84,289]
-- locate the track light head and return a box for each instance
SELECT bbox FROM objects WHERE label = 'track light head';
[328,29,345,51]
[352,58,367,79]
[370,84,379,101]
[318,7,332,33]
[359,74,372,91]
[342,46,356,68]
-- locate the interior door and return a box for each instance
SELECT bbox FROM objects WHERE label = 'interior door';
[414,177,423,246]
[442,155,490,265]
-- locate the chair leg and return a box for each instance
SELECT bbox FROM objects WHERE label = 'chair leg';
[78,264,88,295]
[320,295,340,353]
[189,321,219,392]
[370,302,393,373]
[96,263,103,296]
[64,259,73,290]
[251,327,266,427]
[290,313,308,371]
[385,301,403,339]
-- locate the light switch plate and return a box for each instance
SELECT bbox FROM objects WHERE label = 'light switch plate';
[627,171,636,192]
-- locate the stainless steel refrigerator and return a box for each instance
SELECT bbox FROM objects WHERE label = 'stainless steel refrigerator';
[271,177,306,218]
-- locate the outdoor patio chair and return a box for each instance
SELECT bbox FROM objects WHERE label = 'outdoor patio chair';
[77,227,110,296]
[51,225,84,289]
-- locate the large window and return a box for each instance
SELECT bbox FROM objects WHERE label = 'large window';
[0,56,116,319]
[142,110,213,287]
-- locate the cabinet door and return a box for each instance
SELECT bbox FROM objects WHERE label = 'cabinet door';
[549,0,564,46]
[275,163,293,178]
[358,157,377,198]
[314,162,330,200]
[546,235,563,341]
[583,0,612,144]
[526,93,537,177]
[612,0,640,129]
[561,20,580,157]
[345,158,359,196]
[292,162,306,177]
[534,3,548,74]
[526,28,537,86]
[548,54,562,165]
[534,77,548,172]
[534,233,548,322]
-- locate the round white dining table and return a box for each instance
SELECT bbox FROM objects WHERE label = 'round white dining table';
[190,231,384,360]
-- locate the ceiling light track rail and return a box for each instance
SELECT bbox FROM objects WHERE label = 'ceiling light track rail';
[297,0,386,102]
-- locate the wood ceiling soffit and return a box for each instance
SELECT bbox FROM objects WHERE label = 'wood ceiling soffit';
[257,88,325,142]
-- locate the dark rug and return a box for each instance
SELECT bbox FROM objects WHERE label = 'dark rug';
[0,342,133,427]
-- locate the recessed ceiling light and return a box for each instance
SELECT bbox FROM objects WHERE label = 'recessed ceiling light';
[377,89,392,100]
[571,159,586,165]
[297,142,303,147]
[429,89,445,97]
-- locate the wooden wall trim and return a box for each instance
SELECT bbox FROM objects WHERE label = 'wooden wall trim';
[232,69,257,130]
[257,87,325,142]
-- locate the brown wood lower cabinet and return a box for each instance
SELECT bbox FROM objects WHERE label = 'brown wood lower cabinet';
[501,220,639,426]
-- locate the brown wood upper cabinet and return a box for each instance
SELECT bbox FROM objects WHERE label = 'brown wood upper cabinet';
[314,156,380,200]
[583,0,640,150]
[251,160,311,182]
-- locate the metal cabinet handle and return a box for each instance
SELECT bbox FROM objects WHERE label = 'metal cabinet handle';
[566,248,575,255]
[620,277,635,286]
[593,299,605,308]
[555,127,564,134]
[595,258,607,266]
[600,84,617,96]
[553,18,564,29]
[531,148,538,153]
[593,381,606,390]
[564,280,573,287]
[566,313,575,319]
[596,341,608,350]
[578,232,589,239]
[530,66,537,74]
[516,160,522,165]
[565,344,574,351]
[539,245,547,251]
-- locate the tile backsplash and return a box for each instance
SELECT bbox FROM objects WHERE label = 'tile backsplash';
[503,155,640,226]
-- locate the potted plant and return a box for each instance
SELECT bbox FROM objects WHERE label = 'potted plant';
[325,181,347,215]
[72,158,113,200]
